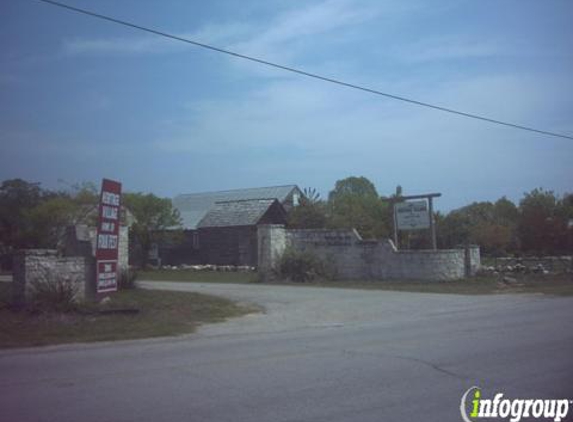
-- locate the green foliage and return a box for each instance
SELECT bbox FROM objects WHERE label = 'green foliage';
[437,190,572,255]
[0,179,99,254]
[0,179,44,250]
[517,188,569,254]
[277,247,334,282]
[123,192,182,267]
[328,176,378,201]
[288,201,328,229]
[117,269,138,290]
[437,199,519,255]
[327,177,390,239]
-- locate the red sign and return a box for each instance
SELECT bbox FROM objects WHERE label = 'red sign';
[96,179,122,293]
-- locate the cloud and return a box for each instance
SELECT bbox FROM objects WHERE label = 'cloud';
[229,0,379,59]
[62,22,253,56]
[62,0,381,63]
[393,37,505,64]
[151,67,572,161]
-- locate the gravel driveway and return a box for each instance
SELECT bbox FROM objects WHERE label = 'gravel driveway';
[139,280,559,337]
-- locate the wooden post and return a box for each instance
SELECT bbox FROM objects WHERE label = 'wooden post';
[382,193,441,251]
[429,197,437,250]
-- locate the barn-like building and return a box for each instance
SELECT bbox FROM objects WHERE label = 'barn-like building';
[156,185,302,267]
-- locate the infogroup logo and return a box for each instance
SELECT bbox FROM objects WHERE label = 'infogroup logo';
[460,386,571,422]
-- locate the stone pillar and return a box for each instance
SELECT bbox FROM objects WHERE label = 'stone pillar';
[257,225,287,279]
[464,244,481,277]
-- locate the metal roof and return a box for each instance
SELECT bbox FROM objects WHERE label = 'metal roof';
[173,185,299,229]
[197,199,283,228]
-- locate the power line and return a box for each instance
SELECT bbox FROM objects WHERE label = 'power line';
[36,0,573,141]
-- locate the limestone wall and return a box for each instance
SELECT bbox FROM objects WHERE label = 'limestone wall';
[257,225,288,276]
[258,225,480,281]
[12,249,94,305]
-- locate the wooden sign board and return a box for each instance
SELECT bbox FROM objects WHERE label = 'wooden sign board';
[395,200,430,230]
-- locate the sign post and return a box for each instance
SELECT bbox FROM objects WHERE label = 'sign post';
[95,179,122,294]
[388,193,441,250]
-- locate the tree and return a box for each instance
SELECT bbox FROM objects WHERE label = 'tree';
[558,193,573,252]
[123,192,182,267]
[436,199,518,255]
[0,179,44,250]
[328,176,378,202]
[23,182,100,249]
[287,187,328,229]
[327,176,390,239]
[518,188,565,254]
[288,201,328,229]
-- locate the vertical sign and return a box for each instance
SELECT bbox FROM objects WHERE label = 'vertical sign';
[96,179,122,293]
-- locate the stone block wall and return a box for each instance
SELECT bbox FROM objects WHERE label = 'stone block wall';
[12,249,94,305]
[258,225,480,281]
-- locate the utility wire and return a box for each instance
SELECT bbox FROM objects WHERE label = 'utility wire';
[37,0,573,141]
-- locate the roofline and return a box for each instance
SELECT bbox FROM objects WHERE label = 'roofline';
[174,184,300,198]
[213,198,279,204]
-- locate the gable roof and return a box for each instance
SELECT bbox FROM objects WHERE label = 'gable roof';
[174,185,299,229]
[197,199,285,228]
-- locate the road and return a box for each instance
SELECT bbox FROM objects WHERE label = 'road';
[1,281,572,422]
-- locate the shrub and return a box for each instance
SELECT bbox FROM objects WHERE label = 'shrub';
[118,269,138,290]
[29,272,79,312]
[277,247,334,282]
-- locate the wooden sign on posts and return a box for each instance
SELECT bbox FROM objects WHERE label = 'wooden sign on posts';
[388,193,441,250]
[95,178,122,293]
[395,200,430,230]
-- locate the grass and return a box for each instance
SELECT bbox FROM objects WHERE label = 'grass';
[138,269,573,296]
[0,282,258,349]
[293,274,573,296]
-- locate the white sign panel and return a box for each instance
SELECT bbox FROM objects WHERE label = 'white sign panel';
[395,200,430,230]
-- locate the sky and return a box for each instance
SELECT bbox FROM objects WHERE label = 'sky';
[1,0,572,211]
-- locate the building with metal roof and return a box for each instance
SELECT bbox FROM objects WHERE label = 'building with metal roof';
[158,185,301,267]
[173,185,301,229]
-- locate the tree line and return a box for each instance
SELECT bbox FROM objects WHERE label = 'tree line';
[1,177,571,266]
[0,179,180,269]
[289,176,573,256]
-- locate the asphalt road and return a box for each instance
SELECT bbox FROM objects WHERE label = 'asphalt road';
[1,281,572,422]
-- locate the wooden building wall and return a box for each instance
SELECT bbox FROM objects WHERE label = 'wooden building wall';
[157,230,201,266]
[197,226,258,267]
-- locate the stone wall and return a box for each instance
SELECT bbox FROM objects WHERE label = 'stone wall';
[12,249,94,305]
[258,225,480,281]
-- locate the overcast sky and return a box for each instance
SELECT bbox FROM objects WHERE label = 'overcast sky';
[2,0,572,210]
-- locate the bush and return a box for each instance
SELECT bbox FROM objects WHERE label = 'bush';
[277,247,334,282]
[118,269,138,290]
[29,272,79,312]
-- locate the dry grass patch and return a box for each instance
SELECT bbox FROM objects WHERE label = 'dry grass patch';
[0,283,258,349]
